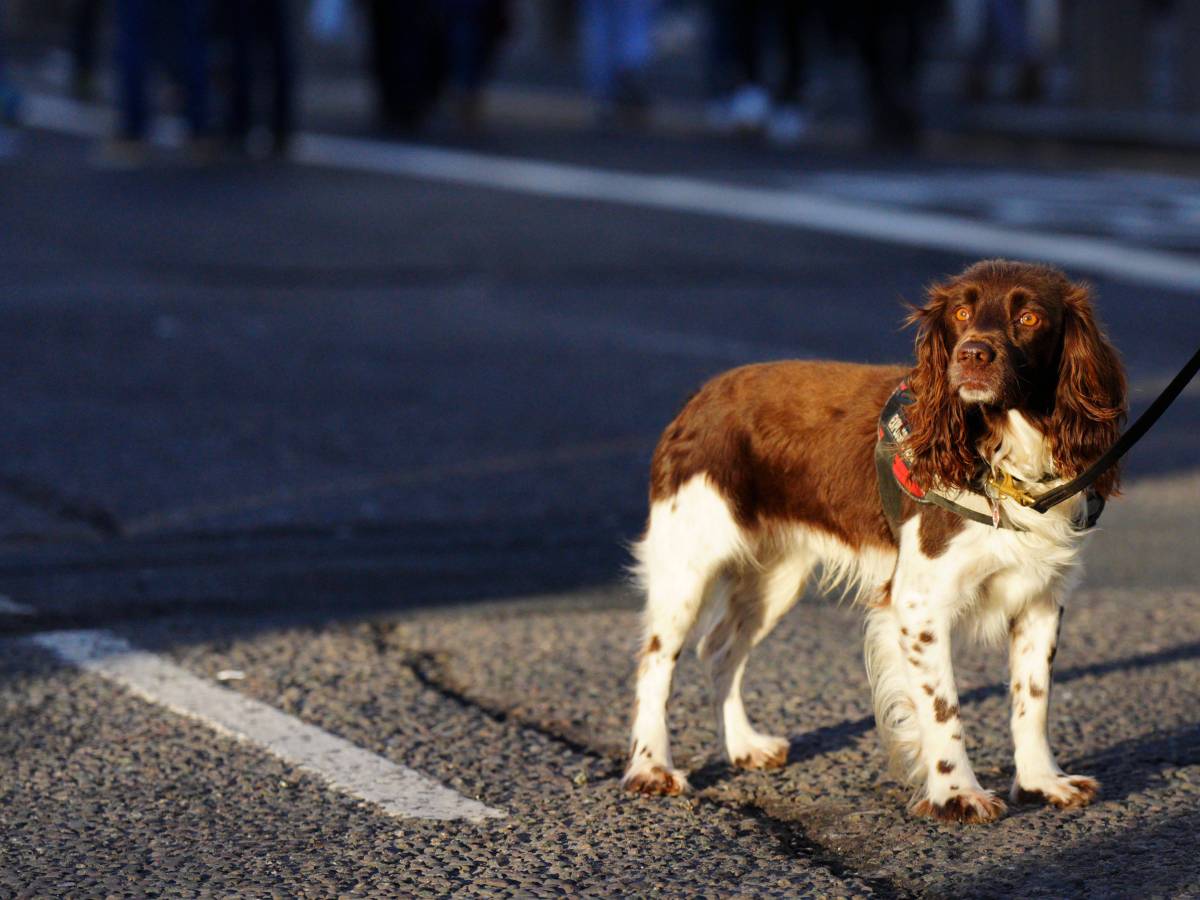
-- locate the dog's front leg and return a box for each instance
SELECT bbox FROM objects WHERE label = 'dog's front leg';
[1008,599,1099,808]
[892,534,1006,824]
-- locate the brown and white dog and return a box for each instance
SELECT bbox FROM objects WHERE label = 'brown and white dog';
[622,259,1126,824]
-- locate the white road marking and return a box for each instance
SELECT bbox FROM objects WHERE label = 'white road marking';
[0,596,34,615]
[291,133,1200,292]
[30,629,505,823]
[22,92,1200,293]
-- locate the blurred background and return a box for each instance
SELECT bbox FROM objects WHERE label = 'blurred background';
[0,0,1198,624]
[8,1,1200,150]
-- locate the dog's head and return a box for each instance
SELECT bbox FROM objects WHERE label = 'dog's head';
[904,259,1126,496]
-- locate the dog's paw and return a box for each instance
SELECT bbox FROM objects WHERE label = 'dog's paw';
[1011,773,1099,809]
[913,787,1007,824]
[622,763,689,796]
[728,733,789,770]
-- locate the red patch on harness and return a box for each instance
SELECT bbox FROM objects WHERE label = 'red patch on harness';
[892,456,926,499]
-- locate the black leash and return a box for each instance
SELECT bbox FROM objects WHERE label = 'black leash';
[1031,344,1200,514]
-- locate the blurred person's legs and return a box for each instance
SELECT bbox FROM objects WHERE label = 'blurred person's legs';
[983,0,1041,102]
[111,0,211,163]
[726,0,769,131]
[705,0,737,97]
[229,0,295,154]
[443,0,488,128]
[228,0,254,146]
[0,0,20,158]
[365,0,401,127]
[173,0,211,142]
[766,0,809,144]
[580,0,615,101]
[581,0,654,121]
[613,0,652,110]
[263,0,296,153]
[858,0,923,146]
[366,0,444,131]
[114,0,151,144]
[713,0,808,140]
[71,0,105,100]
[0,0,21,119]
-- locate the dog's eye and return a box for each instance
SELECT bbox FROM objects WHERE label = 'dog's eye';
[1018,311,1041,327]
[954,307,971,322]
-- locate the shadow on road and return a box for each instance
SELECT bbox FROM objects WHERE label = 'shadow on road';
[689,639,1200,791]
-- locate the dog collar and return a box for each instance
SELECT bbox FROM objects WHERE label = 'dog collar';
[874,382,1104,538]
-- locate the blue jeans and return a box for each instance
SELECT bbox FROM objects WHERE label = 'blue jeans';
[115,0,210,139]
[580,0,654,100]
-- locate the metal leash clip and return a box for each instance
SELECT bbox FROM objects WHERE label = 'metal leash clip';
[983,469,1037,529]
[986,469,1039,507]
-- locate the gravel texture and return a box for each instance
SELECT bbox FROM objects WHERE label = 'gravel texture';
[242,583,1198,898]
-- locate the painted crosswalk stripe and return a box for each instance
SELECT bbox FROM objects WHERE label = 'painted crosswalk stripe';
[30,629,505,823]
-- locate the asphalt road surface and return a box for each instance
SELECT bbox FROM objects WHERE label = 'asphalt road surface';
[1,100,1199,897]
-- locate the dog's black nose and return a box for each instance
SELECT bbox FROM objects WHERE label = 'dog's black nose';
[957,340,995,366]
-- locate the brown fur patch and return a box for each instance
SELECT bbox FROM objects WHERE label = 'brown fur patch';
[1012,787,1048,805]
[872,579,893,608]
[918,507,966,559]
[624,766,687,797]
[912,793,1006,824]
[646,635,661,654]
[1028,681,1045,698]
[1014,777,1099,809]
[922,684,935,696]
[937,760,956,774]
[934,697,959,722]
[731,744,789,771]
[648,361,911,548]
[918,631,935,644]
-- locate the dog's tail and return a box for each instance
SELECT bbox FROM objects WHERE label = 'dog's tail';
[863,605,924,788]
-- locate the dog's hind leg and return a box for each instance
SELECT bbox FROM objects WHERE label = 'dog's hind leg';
[864,600,923,786]
[623,477,746,796]
[699,551,813,770]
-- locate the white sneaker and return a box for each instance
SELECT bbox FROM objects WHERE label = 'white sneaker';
[766,105,809,146]
[727,85,770,133]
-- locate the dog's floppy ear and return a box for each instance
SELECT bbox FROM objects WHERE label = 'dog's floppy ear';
[1049,282,1126,497]
[904,281,978,491]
